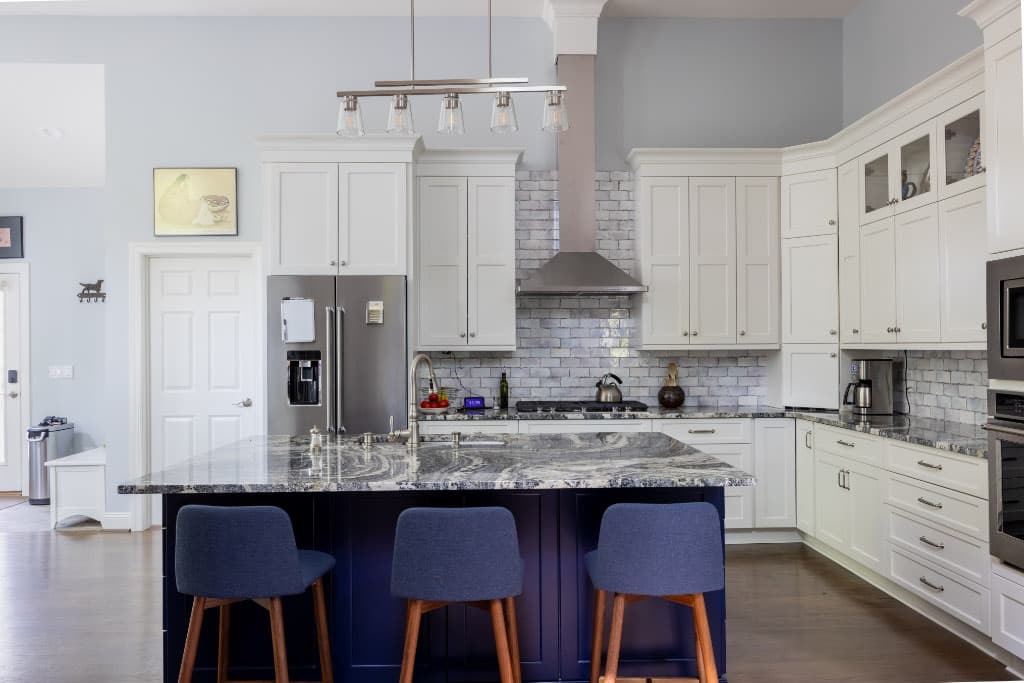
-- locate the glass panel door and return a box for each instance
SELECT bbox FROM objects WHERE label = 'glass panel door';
[862,152,891,223]
[939,95,985,200]
[895,123,935,212]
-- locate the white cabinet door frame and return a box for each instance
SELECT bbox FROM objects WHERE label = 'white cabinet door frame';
[893,119,939,215]
[467,177,516,348]
[416,177,469,348]
[858,218,897,344]
[782,234,838,343]
[838,160,862,344]
[782,343,839,410]
[266,163,339,275]
[736,177,779,345]
[338,162,408,275]
[939,188,987,343]
[689,177,737,344]
[781,169,837,238]
[986,31,1024,254]
[937,94,986,201]
[754,418,796,528]
[796,420,815,535]
[894,203,942,344]
[638,177,690,347]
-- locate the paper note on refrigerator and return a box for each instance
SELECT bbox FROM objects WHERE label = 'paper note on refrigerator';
[281,298,315,343]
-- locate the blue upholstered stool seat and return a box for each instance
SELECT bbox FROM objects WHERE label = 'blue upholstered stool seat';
[586,502,724,683]
[174,505,335,683]
[391,506,524,683]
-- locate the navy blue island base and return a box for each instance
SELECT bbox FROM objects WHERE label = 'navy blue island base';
[159,487,727,683]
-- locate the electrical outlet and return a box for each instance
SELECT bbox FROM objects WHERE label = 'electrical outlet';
[48,365,73,379]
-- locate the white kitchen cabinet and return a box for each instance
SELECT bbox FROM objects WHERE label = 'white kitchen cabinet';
[266,163,340,275]
[814,454,848,550]
[736,177,780,345]
[859,145,895,226]
[697,442,754,530]
[418,420,519,435]
[814,450,885,574]
[937,94,986,201]
[858,120,938,225]
[894,203,942,344]
[753,418,795,528]
[781,234,838,343]
[858,218,897,344]
[657,419,752,444]
[782,344,839,410]
[985,31,1024,254]
[992,562,1024,657]
[781,169,837,238]
[338,163,408,275]
[520,420,653,434]
[689,178,736,344]
[795,420,815,535]
[939,188,988,343]
[416,175,516,351]
[838,161,862,344]
[637,177,690,347]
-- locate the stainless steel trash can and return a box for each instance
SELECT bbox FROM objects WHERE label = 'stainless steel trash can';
[27,421,74,505]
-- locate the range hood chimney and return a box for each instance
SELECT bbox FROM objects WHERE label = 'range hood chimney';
[517,54,646,295]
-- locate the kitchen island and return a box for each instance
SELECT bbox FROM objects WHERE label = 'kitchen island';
[119,431,753,683]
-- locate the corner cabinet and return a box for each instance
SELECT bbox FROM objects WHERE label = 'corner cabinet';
[260,135,419,276]
[415,150,520,352]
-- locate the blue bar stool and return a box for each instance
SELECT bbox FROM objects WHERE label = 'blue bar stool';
[174,505,336,683]
[391,507,523,683]
[586,502,724,683]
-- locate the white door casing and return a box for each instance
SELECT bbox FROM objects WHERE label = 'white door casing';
[0,267,28,493]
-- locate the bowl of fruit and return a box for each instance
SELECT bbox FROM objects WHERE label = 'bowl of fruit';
[419,391,451,415]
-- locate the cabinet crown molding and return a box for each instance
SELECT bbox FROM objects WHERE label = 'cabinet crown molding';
[627,147,783,177]
[257,134,423,160]
[960,0,1020,30]
[415,148,523,176]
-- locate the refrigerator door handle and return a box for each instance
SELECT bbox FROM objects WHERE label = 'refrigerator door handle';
[336,306,346,435]
[325,305,334,434]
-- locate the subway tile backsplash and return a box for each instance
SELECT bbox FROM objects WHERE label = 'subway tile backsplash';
[424,172,987,422]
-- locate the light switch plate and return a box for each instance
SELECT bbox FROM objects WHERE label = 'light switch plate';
[48,365,73,379]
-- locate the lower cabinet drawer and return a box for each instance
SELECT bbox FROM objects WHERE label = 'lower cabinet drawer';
[418,421,519,435]
[886,506,989,586]
[889,545,990,634]
[655,419,752,444]
[887,442,988,500]
[815,425,883,466]
[887,473,988,542]
[992,569,1024,657]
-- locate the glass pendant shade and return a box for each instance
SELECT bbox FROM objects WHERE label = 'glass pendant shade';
[386,94,416,135]
[336,96,365,137]
[490,91,518,134]
[541,91,570,133]
[437,93,466,135]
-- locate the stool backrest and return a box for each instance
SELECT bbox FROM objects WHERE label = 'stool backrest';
[175,505,305,599]
[596,502,724,595]
[391,506,523,602]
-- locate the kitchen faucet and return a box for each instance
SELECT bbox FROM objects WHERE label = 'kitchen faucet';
[391,353,436,448]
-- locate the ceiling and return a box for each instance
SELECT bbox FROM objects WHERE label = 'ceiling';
[0,0,861,18]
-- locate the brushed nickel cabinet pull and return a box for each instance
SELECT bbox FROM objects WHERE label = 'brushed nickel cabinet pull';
[919,576,944,592]
[804,431,812,449]
[837,439,855,448]
[919,536,945,550]
[917,496,943,509]
[688,429,716,434]
[917,460,942,470]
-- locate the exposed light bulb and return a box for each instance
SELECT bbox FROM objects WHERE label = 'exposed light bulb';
[336,96,365,137]
[490,91,519,134]
[386,94,416,135]
[437,93,466,135]
[541,91,570,133]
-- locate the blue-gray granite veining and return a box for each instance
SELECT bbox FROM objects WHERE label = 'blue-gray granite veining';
[118,432,755,495]
[418,406,988,458]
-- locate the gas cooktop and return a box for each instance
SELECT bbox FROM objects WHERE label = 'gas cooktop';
[515,400,649,414]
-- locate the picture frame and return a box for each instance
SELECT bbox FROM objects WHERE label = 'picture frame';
[153,167,237,236]
[0,217,25,259]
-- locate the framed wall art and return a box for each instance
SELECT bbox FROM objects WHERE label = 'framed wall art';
[153,167,237,236]
[0,217,24,258]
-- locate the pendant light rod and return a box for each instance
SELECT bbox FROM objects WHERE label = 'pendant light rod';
[488,0,493,79]
[338,84,566,99]
[410,0,415,84]
[375,77,527,87]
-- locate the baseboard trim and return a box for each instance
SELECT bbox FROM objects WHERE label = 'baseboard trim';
[102,512,131,531]
[725,528,802,545]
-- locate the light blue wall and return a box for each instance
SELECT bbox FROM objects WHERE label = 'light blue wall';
[596,17,845,169]
[842,0,982,125]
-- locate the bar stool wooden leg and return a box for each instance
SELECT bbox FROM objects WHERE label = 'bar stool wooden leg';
[489,599,515,683]
[693,604,706,683]
[217,603,230,683]
[603,593,626,683]
[269,596,290,683]
[692,593,718,683]
[399,599,423,683]
[178,596,206,683]
[589,589,606,683]
[503,596,522,683]
[312,578,334,683]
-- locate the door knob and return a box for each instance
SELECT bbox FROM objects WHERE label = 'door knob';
[233,398,253,408]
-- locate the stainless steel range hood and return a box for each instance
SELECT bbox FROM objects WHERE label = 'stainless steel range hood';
[517,54,646,296]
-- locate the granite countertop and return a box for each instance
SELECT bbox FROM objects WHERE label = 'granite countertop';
[118,432,756,495]
[419,406,988,458]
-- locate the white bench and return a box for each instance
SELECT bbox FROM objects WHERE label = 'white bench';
[45,447,106,529]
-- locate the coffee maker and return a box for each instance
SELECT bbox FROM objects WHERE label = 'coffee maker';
[842,359,895,417]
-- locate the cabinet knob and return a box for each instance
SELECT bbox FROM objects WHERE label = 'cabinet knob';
[330,260,337,266]
[459,333,467,338]
[828,219,837,226]
[982,322,988,330]
[852,328,859,334]
[829,329,837,335]
[340,260,347,267]
[739,330,746,336]
[469,332,476,338]
[887,326,893,333]
[830,352,837,358]
[895,326,901,334]
[692,331,698,337]
[682,331,689,337]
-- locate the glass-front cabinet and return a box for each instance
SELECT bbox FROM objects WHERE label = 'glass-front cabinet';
[859,120,938,224]
[860,150,893,225]
[937,94,985,200]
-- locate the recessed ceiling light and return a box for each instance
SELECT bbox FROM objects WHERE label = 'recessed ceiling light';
[40,127,64,138]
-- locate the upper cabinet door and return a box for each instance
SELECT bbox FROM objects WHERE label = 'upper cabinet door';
[893,120,938,215]
[338,163,408,275]
[986,32,1024,254]
[837,160,862,343]
[894,203,941,343]
[417,177,468,349]
[736,177,779,345]
[266,163,339,275]
[467,177,516,348]
[858,218,897,344]
[782,234,838,343]
[859,147,896,225]
[937,94,985,201]
[939,188,987,343]
[783,343,840,410]
[781,169,837,238]
[689,177,736,345]
[638,177,690,347]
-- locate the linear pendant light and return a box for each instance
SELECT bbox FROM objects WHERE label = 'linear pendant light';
[336,0,568,136]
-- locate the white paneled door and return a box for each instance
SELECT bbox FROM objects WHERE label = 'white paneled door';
[736,177,779,345]
[148,256,258,522]
[0,274,23,492]
[689,177,736,344]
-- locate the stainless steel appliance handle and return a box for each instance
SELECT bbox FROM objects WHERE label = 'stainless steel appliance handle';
[984,422,1024,439]
[336,307,346,435]
[325,306,334,434]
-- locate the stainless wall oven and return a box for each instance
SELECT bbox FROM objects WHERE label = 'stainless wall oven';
[989,389,1024,570]
[988,255,1024,380]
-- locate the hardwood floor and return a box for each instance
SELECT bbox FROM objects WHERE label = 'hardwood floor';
[0,507,1014,683]
[726,543,1016,683]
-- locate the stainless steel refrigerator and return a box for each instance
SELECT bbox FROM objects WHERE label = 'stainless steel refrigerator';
[267,275,407,436]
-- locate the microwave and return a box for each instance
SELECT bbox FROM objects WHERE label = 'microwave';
[988,255,1024,381]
